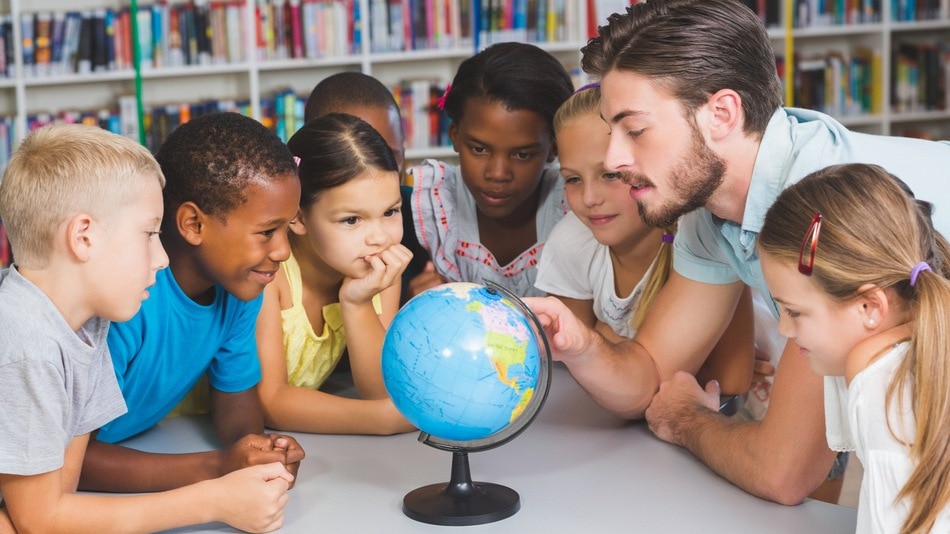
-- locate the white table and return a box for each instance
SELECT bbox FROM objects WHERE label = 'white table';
[122,364,857,533]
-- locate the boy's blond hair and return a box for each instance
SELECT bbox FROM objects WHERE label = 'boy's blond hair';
[0,124,164,269]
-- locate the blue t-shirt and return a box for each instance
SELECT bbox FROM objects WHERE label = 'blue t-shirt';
[98,267,263,443]
[673,107,950,316]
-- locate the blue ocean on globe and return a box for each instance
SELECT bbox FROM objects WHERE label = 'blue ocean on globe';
[382,283,541,442]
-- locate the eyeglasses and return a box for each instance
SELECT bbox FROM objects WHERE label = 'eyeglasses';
[798,213,822,275]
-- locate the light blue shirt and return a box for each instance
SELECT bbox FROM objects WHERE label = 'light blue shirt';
[674,107,950,316]
[98,267,263,443]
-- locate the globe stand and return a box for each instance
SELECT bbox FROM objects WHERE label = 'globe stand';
[402,450,520,526]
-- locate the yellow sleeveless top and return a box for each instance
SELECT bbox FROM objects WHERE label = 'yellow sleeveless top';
[281,253,382,390]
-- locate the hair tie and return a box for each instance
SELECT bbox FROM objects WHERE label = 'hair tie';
[293,156,301,167]
[910,261,932,287]
[436,84,452,110]
[662,233,674,244]
[574,82,600,94]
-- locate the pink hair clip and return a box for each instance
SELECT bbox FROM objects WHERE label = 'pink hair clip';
[293,156,301,166]
[437,84,452,110]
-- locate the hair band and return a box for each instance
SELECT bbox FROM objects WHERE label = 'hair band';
[574,82,601,94]
[293,156,301,167]
[662,233,674,244]
[436,84,452,110]
[910,261,931,287]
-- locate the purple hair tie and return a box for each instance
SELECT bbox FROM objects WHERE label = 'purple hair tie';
[910,261,931,287]
[662,233,674,244]
[574,81,601,94]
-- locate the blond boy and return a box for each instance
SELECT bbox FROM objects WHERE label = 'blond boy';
[0,124,292,533]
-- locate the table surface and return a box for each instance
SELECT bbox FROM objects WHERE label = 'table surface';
[121,364,857,533]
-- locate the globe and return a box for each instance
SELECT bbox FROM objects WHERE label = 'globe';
[381,281,552,526]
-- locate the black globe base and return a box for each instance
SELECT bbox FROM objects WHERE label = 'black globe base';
[402,451,520,526]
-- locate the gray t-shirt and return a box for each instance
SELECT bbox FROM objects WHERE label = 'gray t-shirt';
[0,266,126,491]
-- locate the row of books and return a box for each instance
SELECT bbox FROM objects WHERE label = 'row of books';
[255,0,361,61]
[891,0,950,22]
[4,0,590,79]
[892,41,950,113]
[750,0,950,27]
[4,1,361,79]
[368,0,582,54]
[789,48,883,116]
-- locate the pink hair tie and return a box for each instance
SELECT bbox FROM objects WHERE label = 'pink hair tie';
[437,84,452,110]
[910,261,931,287]
[293,156,301,166]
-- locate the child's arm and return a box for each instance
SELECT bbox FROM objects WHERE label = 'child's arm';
[339,243,412,399]
[5,435,292,533]
[256,275,414,434]
[79,432,296,492]
[694,285,755,396]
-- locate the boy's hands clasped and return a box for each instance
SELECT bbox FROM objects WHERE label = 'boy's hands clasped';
[221,433,305,488]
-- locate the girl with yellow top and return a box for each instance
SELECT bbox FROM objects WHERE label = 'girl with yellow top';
[255,113,415,434]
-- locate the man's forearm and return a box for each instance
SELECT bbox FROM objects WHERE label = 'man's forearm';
[562,337,662,420]
[79,440,220,492]
[670,403,836,504]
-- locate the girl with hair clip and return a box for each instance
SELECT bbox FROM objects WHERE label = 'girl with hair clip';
[536,84,754,395]
[254,113,415,435]
[406,42,574,298]
[758,163,950,533]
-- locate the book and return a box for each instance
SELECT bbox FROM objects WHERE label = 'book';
[20,13,35,77]
[34,12,53,76]
[136,6,153,69]
[75,11,94,74]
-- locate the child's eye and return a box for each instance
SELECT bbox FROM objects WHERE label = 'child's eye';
[146,230,161,239]
[563,175,581,185]
[470,145,488,155]
[513,151,533,161]
[341,216,359,226]
[260,228,278,238]
[384,207,401,217]
[627,129,645,138]
[782,307,800,319]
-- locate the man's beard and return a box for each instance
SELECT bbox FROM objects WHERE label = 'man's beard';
[634,127,726,229]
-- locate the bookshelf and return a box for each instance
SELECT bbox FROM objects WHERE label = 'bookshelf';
[0,0,590,161]
[754,0,950,139]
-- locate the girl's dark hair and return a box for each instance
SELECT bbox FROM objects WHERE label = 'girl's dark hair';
[286,113,398,208]
[442,42,574,133]
[155,112,297,225]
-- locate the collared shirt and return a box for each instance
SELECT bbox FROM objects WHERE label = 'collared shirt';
[674,107,950,317]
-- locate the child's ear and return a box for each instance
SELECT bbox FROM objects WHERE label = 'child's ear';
[65,212,95,262]
[177,202,205,246]
[855,283,890,330]
[289,211,307,236]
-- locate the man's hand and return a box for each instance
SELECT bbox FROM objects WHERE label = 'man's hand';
[220,434,305,488]
[645,371,720,446]
[523,296,596,363]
